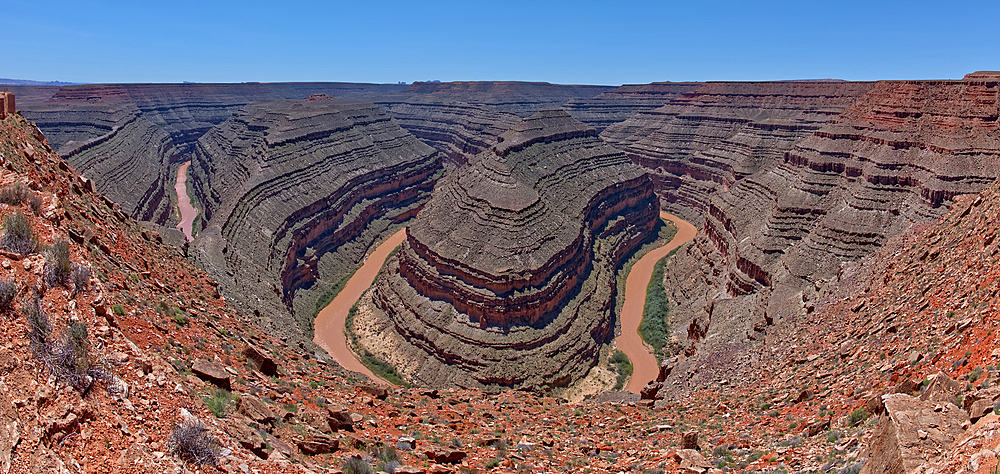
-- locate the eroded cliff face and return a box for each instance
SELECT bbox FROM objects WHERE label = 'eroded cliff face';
[657,79,1000,396]
[188,96,442,337]
[19,83,410,225]
[561,82,701,132]
[602,82,875,225]
[363,110,659,391]
[387,97,522,166]
[400,81,614,117]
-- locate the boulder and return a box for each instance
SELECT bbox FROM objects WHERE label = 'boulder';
[297,434,339,455]
[918,371,962,405]
[968,399,994,421]
[806,419,830,437]
[395,466,425,474]
[640,381,662,400]
[860,393,970,474]
[423,448,466,464]
[220,418,268,458]
[358,384,389,400]
[681,431,699,450]
[237,394,276,425]
[668,449,713,473]
[191,359,231,390]
[243,343,278,376]
[327,405,355,431]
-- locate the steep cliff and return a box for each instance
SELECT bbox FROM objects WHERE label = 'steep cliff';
[561,82,701,131]
[601,81,875,224]
[656,79,1000,395]
[362,110,658,391]
[188,95,442,337]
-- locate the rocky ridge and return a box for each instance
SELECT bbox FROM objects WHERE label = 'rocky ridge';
[187,95,443,338]
[363,110,659,391]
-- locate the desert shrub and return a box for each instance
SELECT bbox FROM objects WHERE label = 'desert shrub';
[27,193,42,215]
[381,461,400,474]
[0,278,16,311]
[71,264,91,296]
[23,293,50,357]
[204,388,235,418]
[112,304,125,316]
[970,366,983,383]
[847,408,868,426]
[168,418,220,466]
[371,443,399,472]
[839,461,865,474]
[0,183,28,205]
[44,240,72,287]
[24,293,109,394]
[341,456,374,474]
[2,212,37,255]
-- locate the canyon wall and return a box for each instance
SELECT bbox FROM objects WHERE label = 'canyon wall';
[655,79,1000,395]
[364,110,659,391]
[601,81,875,225]
[562,82,701,131]
[188,95,443,336]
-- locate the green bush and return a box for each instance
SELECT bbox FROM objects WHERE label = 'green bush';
[847,408,868,426]
[203,389,235,418]
[2,212,37,255]
[112,304,125,316]
[611,350,632,390]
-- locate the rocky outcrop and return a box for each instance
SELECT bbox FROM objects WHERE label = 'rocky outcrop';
[658,79,1000,397]
[365,110,659,391]
[601,81,874,223]
[861,394,969,474]
[561,82,700,131]
[188,96,442,337]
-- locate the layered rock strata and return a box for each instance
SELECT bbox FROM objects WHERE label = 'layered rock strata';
[366,110,659,391]
[189,96,442,336]
[561,82,701,131]
[657,79,1000,396]
[387,97,521,166]
[400,81,613,117]
[18,83,410,223]
[601,81,875,224]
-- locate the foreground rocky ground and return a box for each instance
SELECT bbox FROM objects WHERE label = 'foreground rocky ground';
[2,106,1000,474]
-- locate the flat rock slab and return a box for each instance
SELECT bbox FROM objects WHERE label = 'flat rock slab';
[861,393,970,474]
[191,359,231,390]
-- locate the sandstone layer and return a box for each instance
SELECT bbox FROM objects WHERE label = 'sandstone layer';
[656,79,1000,396]
[188,96,442,337]
[365,110,659,391]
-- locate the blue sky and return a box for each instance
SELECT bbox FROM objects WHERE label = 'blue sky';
[5,0,998,85]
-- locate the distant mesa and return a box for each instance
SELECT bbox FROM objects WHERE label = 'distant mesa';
[963,71,1000,80]
[362,110,659,391]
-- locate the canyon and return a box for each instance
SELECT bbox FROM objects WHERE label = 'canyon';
[1,71,999,472]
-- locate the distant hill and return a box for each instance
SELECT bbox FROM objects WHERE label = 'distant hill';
[0,78,82,86]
